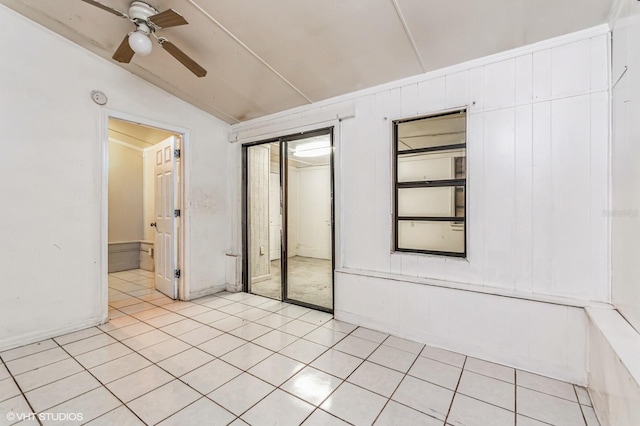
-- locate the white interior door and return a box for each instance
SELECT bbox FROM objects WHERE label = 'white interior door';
[154,136,178,299]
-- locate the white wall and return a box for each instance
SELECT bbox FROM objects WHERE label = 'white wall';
[108,141,144,243]
[586,307,640,425]
[336,33,610,302]
[230,26,611,384]
[0,5,232,351]
[610,0,640,334]
[267,164,332,261]
[585,1,640,423]
[143,145,156,243]
[296,165,332,260]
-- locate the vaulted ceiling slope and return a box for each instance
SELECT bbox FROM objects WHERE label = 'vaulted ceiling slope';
[2,0,614,124]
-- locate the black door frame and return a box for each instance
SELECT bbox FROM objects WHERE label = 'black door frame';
[241,127,335,313]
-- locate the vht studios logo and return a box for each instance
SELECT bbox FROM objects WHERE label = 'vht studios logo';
[6,412,84,422]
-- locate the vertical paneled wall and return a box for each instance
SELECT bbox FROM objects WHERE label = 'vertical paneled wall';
[611,0,640,332]
[339,31,610,302]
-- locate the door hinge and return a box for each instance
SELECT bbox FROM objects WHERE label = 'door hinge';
[174,209,181,217]
[174,149,181,158]
[174,269,181,279]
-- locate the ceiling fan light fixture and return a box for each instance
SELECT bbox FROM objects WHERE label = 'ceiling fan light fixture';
[128,30,153,56]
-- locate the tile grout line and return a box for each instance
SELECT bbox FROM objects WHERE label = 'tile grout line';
[224,323,358,423]
[369,333,409,425]
[231,324,365,425]
[10,271,591,425]
[515,367,518,425]
[574,384,591,426]
[105,277,341,424]
[444,354,468,425]
[55,316,238,424]
[12,278,216,423]
[114,285,479,425]
[50,339,150,426]
[0,356,43,426]
[100,276,284,424]
[185,321,347,423]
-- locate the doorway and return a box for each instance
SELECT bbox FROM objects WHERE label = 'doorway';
[243,128,334,312]
[106,117,183,300]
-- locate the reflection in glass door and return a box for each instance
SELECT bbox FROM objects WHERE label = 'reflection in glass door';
[283,133,333,310]
[243,128,334,312]
[246,142,281,300]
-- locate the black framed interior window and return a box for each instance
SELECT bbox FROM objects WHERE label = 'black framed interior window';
[393,110,467,257]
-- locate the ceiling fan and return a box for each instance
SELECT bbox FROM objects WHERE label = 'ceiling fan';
[81,0,207,77]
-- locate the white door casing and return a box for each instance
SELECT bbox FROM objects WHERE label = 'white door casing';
[154,136,178,299]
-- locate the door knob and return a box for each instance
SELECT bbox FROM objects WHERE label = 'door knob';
[150,223,157,227]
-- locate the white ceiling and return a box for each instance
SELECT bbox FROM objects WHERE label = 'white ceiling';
[2,0,614,124]
[109,118,177,148]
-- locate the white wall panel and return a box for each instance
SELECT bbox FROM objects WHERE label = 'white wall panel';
[551,40,591,98]
[590,92,610,303]
[418,255,446,280]
[587,307,640,426]
[532,50,551,100]
[515,55,533,105]
[611,3,640,332]
[371,90,398,273]
[551,95,591,298]
[451,113,483,286]
[335,271,589,384]
[482,109,516,288]
[590,34,610,92]
[469,67,484,114]
[445,71,469,109]
[483,59,516,111]
[417,77,446,114]
[390,253,403,275]
[515,105,533,293]
[401,254,419,277]
[340,95,377,271]
[532,102,553,294]
[400,84,418,117]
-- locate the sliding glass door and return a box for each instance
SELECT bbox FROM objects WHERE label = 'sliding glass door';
[243,128,334,312]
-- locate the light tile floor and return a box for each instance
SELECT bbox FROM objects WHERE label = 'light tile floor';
[0,269,600,426]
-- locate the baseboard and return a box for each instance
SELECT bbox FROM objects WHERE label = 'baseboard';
[187,284,227,301]
[0,317,103,352]
[586,307,640,426]
[295,249,331,260]
[335,270,589,385]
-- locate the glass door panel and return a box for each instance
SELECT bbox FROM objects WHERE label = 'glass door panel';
[247,142,282,300]
[284,133,333,310]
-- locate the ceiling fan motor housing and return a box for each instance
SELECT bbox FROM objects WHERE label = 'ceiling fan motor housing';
[129,1,158,34]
